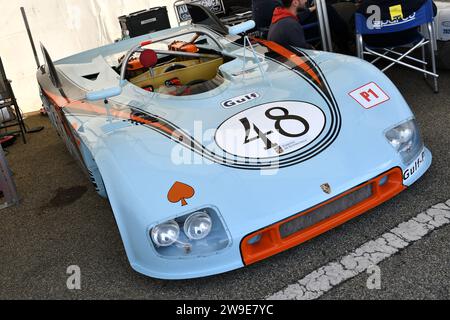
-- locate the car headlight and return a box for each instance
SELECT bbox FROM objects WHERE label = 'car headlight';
[151,220,180,247]
[385,119,423,165]
[184,212,213,240]
[149,207,230,258]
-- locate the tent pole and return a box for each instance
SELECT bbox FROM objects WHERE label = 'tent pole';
[20,7,41,69]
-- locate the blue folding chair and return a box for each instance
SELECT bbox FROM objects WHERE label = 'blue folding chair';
[355,0,439,92]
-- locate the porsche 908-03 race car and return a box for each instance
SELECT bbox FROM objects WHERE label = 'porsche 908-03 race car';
[37,5,431,279]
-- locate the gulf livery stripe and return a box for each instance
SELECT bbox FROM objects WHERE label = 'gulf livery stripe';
[41,39,342,170]
[253,38,323,88]
[43,89,181,139]
[246,40,343,168]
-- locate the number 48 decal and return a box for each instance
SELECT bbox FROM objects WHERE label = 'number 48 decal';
[215,101,326,160]
[239,107,310,152]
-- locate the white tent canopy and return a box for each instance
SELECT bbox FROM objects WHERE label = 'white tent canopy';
[0,0,179,113]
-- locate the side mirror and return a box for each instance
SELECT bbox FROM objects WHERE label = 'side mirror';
[85,86,122,101]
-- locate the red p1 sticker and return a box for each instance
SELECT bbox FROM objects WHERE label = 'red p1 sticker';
[349,82,390,109]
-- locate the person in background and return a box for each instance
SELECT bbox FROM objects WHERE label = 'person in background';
[253,0,351,53]
[267,0,314,50]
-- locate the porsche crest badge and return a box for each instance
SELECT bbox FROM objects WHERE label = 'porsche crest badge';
[321,183,332,194]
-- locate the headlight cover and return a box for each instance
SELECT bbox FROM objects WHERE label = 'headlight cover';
[149,207,231,259]
[385,119,424,165]
[184,212,213,240]
[151,220,180,247]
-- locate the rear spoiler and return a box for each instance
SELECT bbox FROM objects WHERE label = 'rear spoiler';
[40,44,69,102]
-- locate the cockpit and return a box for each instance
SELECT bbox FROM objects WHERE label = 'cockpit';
[118,30,234,96]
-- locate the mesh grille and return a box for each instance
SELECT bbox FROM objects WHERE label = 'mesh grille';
[279,184,374,239]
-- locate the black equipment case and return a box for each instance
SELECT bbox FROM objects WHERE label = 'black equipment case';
[119,7,171,38]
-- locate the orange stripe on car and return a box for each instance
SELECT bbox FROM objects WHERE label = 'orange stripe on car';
[253,38,322,87]
[42,89,179,138]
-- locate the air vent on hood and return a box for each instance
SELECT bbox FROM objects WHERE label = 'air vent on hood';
[82,73,100,81]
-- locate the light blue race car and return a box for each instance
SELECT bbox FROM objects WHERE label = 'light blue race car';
[37,5,431,279]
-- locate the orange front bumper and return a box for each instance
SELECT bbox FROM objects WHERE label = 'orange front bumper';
[240,168,406,266]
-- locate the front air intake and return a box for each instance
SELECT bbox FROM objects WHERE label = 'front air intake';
[241,168,405,266]
[279,184,373,239]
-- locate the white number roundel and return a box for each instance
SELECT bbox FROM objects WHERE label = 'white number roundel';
[215,101,326,159]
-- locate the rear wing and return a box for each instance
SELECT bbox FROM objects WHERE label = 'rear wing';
[40,43,62,89]
[40,44,69,101]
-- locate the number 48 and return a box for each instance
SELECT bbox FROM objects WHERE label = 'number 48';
[239,107,310,151]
